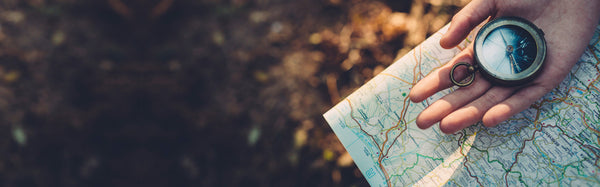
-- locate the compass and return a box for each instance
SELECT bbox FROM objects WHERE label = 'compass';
[450,17,546,87]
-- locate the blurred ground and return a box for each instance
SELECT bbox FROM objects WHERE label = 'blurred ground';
[0,0,466,186]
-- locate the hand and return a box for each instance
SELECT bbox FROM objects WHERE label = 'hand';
[408,0,600,134]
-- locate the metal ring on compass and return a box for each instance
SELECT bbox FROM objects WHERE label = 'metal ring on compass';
[450,62,477,87]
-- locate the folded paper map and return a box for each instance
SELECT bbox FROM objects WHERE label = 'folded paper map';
[323,24,600,186]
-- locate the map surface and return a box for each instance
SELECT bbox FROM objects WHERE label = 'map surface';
[323,24,600,186]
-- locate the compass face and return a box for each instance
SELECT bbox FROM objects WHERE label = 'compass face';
[474,17,546,86]
[480,25,537,74]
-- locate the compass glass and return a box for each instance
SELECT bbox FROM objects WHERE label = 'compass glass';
[480,25,537,76]
[451,16,546,87]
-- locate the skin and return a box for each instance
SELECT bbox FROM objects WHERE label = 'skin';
[408,0,600,134]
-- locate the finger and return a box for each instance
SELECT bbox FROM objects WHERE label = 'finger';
[409,46,474,103]
[440,0,495,49]
[482,84,552,127]
[439,86,516,134]
[415,73,491,129]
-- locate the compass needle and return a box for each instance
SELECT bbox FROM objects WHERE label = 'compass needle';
[499,30,509,45]
[510,54,522,73]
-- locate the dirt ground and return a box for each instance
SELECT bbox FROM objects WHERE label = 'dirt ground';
[0,0,465,186]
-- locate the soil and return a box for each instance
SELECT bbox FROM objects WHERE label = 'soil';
[0,0,462,186]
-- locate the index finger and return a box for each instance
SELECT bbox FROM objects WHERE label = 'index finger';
[409,46,474,103]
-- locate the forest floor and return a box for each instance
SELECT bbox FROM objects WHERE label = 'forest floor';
[0,0,464,186]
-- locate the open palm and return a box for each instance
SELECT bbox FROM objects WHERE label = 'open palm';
[409,0,600,134]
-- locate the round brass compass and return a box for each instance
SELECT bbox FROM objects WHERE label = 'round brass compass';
[450,17,547,87]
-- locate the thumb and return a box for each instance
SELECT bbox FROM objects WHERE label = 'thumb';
[440,0,495,49]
